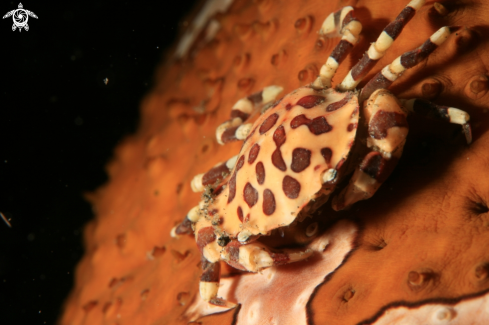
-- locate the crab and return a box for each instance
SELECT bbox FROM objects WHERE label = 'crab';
[171,0,472,307]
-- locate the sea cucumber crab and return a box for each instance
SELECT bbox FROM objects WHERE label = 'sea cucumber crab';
[172,0,472,307]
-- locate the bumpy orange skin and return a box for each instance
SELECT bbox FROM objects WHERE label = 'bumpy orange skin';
[60,0,489,324]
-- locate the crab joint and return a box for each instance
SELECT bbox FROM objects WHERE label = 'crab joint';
[237,244,314,272]
[322,168,338,183]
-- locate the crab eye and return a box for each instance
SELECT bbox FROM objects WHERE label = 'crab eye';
[217,235,231,247]
[305,222,319,237]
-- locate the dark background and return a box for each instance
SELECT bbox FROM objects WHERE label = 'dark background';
[0,0,196,323]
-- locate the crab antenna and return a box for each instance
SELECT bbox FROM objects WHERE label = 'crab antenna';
[312,7,362,89]
[338,0,426,91]
[360,26,451,102]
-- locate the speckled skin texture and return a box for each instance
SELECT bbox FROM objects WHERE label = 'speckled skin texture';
[60,0,489,324]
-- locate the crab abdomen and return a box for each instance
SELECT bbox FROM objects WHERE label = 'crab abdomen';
[211,86,359,237]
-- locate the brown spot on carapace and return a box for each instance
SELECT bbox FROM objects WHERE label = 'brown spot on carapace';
[202,163,229,186]
[290,114,332,135]
[236,155,245,170]
[244,182,259,207]
[197,227,216,250]
[283,175,301,199]
[228,173,237,203]
[285,103,293,110]
[347,123,357,132]
[237,206,244,223]
[259,113,279,134]
[296,95,325,108]
[256,161,265,184]
[272,149,287,171]
[291,148,311,172]
[273,125,286,146]
[326,96,350,112]
[263,189,276,215]
[321,148,333,164]
[369,110,408,139]
[248,144,260,164]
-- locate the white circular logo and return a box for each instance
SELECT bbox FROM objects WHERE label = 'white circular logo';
[2,3,38,32]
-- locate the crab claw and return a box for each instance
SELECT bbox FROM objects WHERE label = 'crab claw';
[220,240,314,273]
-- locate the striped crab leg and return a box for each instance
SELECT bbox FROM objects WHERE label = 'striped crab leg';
[333,89,408,210]
[338,0,426,91]
[403,99,472,144]
[216,86,283,145]
[171,154,241,237]
[360,26,453,101]
[356,25,472,144]
[196,221,313,307]
[312,6,363,89]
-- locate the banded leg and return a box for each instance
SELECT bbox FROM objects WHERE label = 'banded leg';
[170,204,201,237]
[191,155,238,192]
[172,153,238,237]
[312,6,363,89]
[403,98,472,144]
[338,0,426,91]
[171,155,241,237]
[216,86,283,144]
[333,89,408,210]
[196,218,313,306]
[360,26,452,101]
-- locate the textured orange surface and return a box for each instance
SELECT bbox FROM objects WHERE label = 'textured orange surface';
[59,0,489,324]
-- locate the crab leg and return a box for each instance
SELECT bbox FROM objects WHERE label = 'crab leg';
[170,204,202,237]
[219,240,314,273]
[403,98,472,144]
[312,6,363,89]
[338,0,426,91]
[216,86,283,144]
[171,154,240,237]
[360,26,452,101]
[190,155,238,192]
[333,89,408,210]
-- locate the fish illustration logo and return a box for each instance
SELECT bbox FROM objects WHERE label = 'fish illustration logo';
[3,3,38,32]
